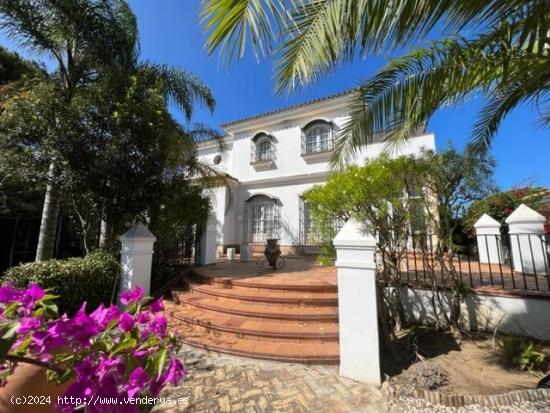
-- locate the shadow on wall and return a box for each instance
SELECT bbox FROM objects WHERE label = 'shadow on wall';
[397,286,550,341]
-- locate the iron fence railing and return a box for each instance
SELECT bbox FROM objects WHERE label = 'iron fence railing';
[394,232,550,293]
[299,199,345,246]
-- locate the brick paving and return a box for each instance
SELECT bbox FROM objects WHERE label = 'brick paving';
[152,345,386,413]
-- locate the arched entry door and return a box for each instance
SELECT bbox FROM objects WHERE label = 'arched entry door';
[243,195,280,243]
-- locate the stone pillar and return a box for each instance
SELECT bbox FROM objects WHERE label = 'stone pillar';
[333,219,381,386]
[119,223,156,298]
[474,214,503,264]
[506,204,548,274]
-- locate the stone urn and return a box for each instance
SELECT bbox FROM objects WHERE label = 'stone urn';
[264,239,281,269]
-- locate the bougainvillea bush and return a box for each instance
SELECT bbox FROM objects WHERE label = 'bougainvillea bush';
[0,284,185,412]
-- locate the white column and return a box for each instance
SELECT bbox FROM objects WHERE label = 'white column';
[200,214,218,265]
[506,204,548,274]
[333,219,381,386]
[474,214,503,264]
[119,223,156,298]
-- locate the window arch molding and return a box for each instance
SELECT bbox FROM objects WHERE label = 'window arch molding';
[251,132,276,164]
[301,119,335,155]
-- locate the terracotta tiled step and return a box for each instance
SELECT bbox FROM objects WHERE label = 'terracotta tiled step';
[181,277,337,306]
[172,290,339,321]
[167,304,339,341]
[191,270,337,293]
[171,322,339,364]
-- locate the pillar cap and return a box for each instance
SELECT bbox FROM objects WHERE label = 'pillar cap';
[505,204,545,224]
[474,213,501,228]
[120,223,156,241]
[333,218,376,248]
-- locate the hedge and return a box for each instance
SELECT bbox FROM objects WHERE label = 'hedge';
[3,250,119,315]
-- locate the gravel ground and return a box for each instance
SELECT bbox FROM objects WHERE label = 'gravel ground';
[388,397,550,413]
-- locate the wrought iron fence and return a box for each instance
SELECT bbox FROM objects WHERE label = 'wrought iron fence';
[299,199,345,246]
[396,232,550,293]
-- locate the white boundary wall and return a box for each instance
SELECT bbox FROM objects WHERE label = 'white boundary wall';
[398,287,550,341]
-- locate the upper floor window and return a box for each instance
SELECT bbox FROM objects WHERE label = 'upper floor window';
[251,133,276,167]
[301,120,334,155]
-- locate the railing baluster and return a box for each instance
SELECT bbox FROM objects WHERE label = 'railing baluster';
[483,234,494,286]
[516,234,528,290]
[527,234,539,291]
[496,234,505,288]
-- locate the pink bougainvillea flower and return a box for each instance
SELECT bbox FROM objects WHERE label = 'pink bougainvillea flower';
[0,283,21,303]
[90,304,120,329]
[150,357,186,396]
[125,367,149,398]
[149,297,164,313]
[148,315,167,337]
[136,311,150,324]
[120,287,144,305]
[119,313,135,332]
[17,316,41,334]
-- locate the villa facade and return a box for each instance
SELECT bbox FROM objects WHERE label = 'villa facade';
[197,90,436,261]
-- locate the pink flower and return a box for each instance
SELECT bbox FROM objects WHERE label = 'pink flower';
[18,316,41,334]
[120,287,144,305]
[90,304,120,329]
[149,297,164,313]
[136,312,150,324]
[119,313,135,332]
[0,284,21,303]
[148,315,167,337]
[125,367,149,398]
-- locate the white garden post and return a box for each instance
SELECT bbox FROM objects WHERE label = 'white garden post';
[200,215,218,265]
[333,219,381,386]
[226,247,236,261]
[119,223,156,299]
[506,204,547,274]
[474,214,503,264]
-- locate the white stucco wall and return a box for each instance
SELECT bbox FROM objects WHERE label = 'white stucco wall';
[196,92,436,249]
[399,287,550,340]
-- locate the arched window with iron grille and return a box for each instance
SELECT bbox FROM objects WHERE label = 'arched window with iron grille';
[251,133,276,163]
[301,120,334,155]
[243,195,280,243]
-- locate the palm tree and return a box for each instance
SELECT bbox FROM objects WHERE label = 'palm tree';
[0,0,216,258]
[201,0,549,165]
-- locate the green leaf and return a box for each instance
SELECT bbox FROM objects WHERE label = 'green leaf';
[110,337,137,356]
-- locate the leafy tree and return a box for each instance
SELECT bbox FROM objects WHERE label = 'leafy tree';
[0,0,138,260]
[0,1,217,258]
[201,1,549,163]
[0,46,44,214]
[305,148,495,336]
[464,187,550,236]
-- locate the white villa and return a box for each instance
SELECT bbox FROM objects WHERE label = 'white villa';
[197,90,435,262]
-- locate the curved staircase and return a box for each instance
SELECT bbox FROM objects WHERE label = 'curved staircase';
[166,263,339,364]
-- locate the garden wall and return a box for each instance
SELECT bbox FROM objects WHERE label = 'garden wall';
[397,287,550,341]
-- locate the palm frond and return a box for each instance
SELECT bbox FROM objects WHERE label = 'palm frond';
[139,63,215,120]
[201,0,295,62]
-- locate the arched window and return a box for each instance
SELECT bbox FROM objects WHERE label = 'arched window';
[244,195,280,243]
[302,120,334,155]
[251,133,275,164]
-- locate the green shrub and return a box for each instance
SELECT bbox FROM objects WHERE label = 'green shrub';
[3,250,119,315]
[502,336,546,371]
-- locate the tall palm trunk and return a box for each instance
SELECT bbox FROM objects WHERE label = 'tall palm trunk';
[35,162,60,261]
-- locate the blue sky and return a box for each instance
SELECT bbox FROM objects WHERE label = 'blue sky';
[2,1,548,189]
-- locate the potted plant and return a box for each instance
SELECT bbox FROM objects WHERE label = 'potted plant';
[0,284,185,412]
